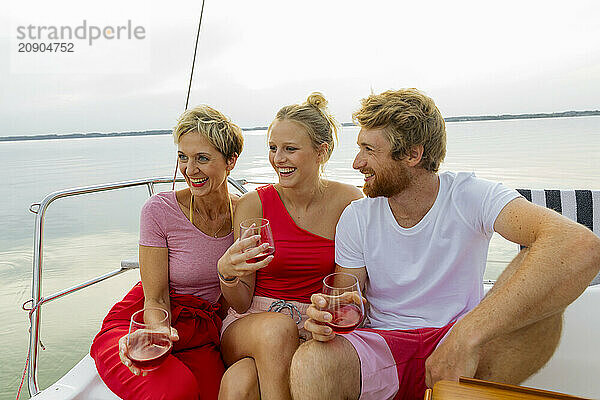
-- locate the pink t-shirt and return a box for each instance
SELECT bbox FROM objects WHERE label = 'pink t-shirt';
[139,191,233,304]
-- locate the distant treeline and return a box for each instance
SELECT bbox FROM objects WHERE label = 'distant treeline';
[442,110,600,122]
[1,130,172,142]
[2,110,599,142]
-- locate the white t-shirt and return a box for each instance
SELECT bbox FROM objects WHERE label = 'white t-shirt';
[336,171,520,330]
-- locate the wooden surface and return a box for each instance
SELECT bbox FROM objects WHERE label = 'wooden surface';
[430,377,591,400]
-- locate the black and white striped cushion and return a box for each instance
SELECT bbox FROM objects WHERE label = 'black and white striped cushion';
[516,189,600,285]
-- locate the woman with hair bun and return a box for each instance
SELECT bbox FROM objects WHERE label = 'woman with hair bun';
[217,93,363,399]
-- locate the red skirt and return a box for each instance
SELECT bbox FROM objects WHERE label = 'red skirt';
[90,282,225,400]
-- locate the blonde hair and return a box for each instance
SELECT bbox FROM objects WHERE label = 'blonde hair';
[269,92,339,163]
[173,105,244,160]
[352,88,446,172]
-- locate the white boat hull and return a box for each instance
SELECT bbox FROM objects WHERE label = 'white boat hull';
[30,355,118,399]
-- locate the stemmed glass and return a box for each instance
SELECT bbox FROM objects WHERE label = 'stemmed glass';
[240,218,275,263]
[322,272,365,334]
[126,307,172,372]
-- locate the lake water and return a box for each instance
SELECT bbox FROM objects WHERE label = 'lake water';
[1,117,599,399]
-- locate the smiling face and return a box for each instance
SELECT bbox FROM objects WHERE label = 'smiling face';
[177,130,234,197]
[268,119,323,188]
[353,128,410,198]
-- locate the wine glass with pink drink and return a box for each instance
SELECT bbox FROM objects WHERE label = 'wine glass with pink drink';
[322,272,365,334]
[126,307,172,372]
[240,218,275,263]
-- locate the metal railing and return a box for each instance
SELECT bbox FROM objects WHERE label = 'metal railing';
[24,176,248,397]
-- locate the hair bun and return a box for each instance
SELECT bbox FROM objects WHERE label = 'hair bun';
[307,92,328,109]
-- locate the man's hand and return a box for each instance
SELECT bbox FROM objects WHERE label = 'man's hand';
[425,330,480,388]
[304,292,366,342]
[304,294,337,342]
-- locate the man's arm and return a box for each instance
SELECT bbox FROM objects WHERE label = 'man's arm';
[426,197,600,386]
[336,265,368,291]
[462,197,599,346]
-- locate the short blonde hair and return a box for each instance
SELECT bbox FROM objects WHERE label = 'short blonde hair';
[269,92,338,163]
[173,105,243,160]
[353,88,446,172]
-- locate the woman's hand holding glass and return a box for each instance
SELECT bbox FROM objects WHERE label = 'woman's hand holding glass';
[217,218,275,281]
[117,308,179,376]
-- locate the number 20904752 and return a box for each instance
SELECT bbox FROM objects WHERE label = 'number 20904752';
[18,42,74,52]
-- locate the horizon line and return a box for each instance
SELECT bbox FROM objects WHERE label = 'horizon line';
[2,110,599,142]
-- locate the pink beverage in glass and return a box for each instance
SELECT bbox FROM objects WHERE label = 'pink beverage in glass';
[247,246,275,263]
[127,330,172,371]
[127,307,172,372]
[240,218,275,263]
[322,272,365,335]
[328,303,363,334]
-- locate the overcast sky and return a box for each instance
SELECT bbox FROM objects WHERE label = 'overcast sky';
[1,0,599,137]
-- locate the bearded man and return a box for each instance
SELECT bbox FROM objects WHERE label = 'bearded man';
[288,89,600,400]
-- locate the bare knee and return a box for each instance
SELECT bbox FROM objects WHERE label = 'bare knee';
[290,337,360,400]
[219,358,259,400]
[255,313,299,355]
[290,340,325,384]
[221,312,299,365]
[476,312,563,384]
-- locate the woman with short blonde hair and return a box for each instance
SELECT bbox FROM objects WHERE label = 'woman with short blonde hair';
[91,105,243,400]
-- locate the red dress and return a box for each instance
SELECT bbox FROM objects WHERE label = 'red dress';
[254,185,336,303]
[90,283,224,400]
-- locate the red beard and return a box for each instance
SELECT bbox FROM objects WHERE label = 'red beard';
[363,161,410,198]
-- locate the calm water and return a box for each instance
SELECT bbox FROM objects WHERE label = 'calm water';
[1,117,599,399]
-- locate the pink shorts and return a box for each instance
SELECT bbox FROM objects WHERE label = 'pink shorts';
[342,322,455,400]
[221,295,311,340]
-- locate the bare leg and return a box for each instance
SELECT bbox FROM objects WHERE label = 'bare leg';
[221,312,299,400]
[476,249,563,383]
[219,357,259,400]
[290,336,361,400]
[475,313,562,384]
